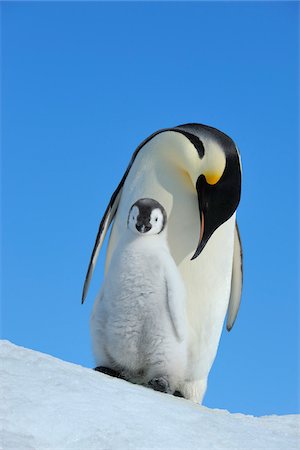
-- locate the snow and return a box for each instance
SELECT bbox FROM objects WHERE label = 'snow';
[1,341,299,450]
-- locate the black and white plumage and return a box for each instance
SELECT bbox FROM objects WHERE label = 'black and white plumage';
[91,199,188,394]
[83,123,243,403]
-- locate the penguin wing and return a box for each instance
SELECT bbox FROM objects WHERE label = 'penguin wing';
[81,185,123,303]
[226,222,243,331]
[164,269,186,342]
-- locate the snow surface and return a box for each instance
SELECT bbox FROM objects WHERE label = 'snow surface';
[1,341,299,450]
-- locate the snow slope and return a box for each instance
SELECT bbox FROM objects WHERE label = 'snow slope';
[1,341,299,450]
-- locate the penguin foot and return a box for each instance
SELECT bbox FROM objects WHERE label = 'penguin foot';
[94,366,123,379]
[148,376,171,394]
[173,390,184,398]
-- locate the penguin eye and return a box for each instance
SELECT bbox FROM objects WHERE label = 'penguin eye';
[155,217,158,222]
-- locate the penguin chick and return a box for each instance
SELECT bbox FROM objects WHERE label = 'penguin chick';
[91,198,188,395]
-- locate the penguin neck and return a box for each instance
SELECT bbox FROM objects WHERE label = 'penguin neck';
[123,229,168,248]
[149,131,202,187]
[147,130,226,187]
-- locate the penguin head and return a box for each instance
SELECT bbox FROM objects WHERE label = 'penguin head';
[128,198,167,236]
[136,124,241,259]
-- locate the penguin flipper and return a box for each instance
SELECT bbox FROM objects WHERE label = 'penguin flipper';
[164,271,186,342]
[226,222,243,331]
[81,186,122,303]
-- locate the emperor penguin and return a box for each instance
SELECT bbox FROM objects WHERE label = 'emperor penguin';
[91,198,188,395]
[82,123,243,403]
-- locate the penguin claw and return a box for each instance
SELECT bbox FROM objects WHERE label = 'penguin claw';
[148,376,171,394]
[94,366,123,379]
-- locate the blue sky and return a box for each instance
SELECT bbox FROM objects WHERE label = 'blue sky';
[1,2,299,416]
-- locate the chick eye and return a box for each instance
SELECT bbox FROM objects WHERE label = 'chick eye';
[155,217,158,222]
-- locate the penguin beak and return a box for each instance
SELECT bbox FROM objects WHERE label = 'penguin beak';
[136,223,152,233]
[191,210,206,260]
[191,208,214,260]
[191,176,211,260]
[191,151,241,260]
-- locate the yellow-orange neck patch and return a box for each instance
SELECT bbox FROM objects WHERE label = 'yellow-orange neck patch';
[204,172,222,185]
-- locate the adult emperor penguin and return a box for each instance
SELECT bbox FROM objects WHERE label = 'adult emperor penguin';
[82,123,243,403]
[91,198,188,395]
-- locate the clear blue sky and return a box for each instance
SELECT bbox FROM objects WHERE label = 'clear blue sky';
[2,2,299,417]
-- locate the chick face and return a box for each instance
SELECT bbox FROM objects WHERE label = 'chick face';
[127,198,167,236]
